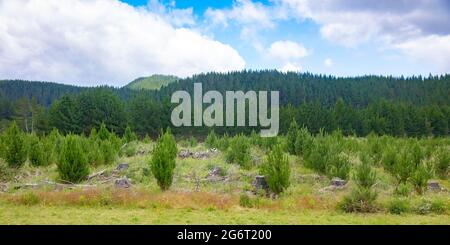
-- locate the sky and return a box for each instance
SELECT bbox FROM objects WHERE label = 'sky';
[1,0,449,86]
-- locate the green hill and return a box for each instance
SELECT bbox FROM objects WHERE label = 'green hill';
[125,75,178,90]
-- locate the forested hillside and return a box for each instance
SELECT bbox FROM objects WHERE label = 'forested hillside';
[0,71,449,137]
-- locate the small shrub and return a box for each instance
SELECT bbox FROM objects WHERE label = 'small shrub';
[0,160,14,182]
[340,154,378,213]
[100,139,116,165]
[339,187,378,213]
[294,127,312,157]
[327,153,351,180]
[414,199,432,215]
[98,123,110,141]
[216,134,230,151]
[86,141,103,166]
[149,129,178,191]
[28,134,47,167]
[409,162,433,195]
[392,149,416,184]
[367,134,385,164]
[352,153,376,188]
[303,137,330,174]
[286,119,299,154]
[394,183,412,197]
[3,122,27,168]
[122,142,137,157]
[57,135,90,183]
[261,144,290,194]
[239,193,253,208]
[226,134,251,169]
[205,130,218,148]
[388,198,410,214]
[188,136,197,147]
[433,148,449,178]
[123,126,137,143]
[430,199,447,214]
[20,192,40,206]
[239,193,262,208]
[180,136,198,148]
[381,146,398,173]
[143,134,151,143]
[47,128,63,159]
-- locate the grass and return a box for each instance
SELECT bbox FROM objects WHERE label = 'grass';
[0,203,447,224]
[125,75,178,90]
[0,139,449,225]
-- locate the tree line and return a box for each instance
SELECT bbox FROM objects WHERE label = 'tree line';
[0,71,448,137]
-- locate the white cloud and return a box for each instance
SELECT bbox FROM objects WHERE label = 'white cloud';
[276,0,450,72]
[205,0,275,28]
[0,0,245,86]
[279,62,302,73]
[147,0,196,27]
[393,35,450,72]
[278,0,450,47]
[324,58,333,68]
[268,40,308,61]
[204,0,284,47]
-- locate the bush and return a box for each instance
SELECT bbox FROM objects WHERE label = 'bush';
[394,183,412,197]
[286,119,299,154]
[392,149,416,184]
[216,133,230,151]
[100,139,116,165]
[0,160,14,182]
[409,162,433,195]
[327,153,351,180]
[150,129,178,191]
[414,199,432,215]
[354,154,377,188]
[303,137,330,174]
[123,126,137,143]
[388,198,410,214]
[226,134,252,169]
[367,134,386,164]
[339,187,378,213]
[28,134,48,167]
[20,192,40,206]
[188,136,197,147]
[294,127,312,156]
[85,140,103,166]
[47,128,63,160]
[3,122,27,168]
[143,134,152,144]
[122,142,137,157]
[340,153,378,213]
[239,193,253,208]
[57,135,90,183]
[205,130,218,148]
[98,123,110,141]
[430,199,447,214]
[261,144,291,194]
[239,193,262,208]
[304,136,350,180]
[433,147,449,178]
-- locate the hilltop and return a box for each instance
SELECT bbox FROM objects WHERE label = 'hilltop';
[125,75,179,90]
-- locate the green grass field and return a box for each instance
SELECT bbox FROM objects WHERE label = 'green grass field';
[1,203,448,225]
[0,137,449,225]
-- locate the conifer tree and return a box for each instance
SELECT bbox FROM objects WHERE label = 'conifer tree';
[149,129,178,190]
[4,121,27,168]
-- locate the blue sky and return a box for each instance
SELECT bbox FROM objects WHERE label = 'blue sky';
[120,0,447,77]
[0,0,449,86]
